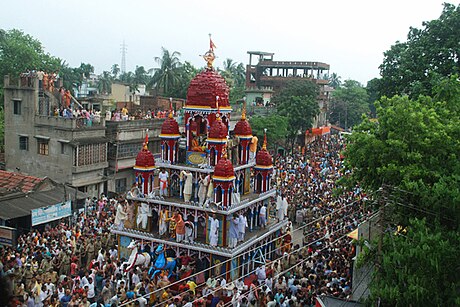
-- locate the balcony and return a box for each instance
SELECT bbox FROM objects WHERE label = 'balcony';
[127,187,275,215]
[72,161,108,173]
[112,214,287,257]
[34,115,105,130]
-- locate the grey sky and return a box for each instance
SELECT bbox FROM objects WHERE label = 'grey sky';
[1,0,454,84]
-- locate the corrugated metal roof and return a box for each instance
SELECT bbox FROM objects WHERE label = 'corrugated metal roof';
[0,184,87,220]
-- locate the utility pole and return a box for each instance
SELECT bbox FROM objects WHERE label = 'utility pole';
[377,185,387,282]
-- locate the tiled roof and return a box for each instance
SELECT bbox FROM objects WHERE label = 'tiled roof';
[0,170,45,194]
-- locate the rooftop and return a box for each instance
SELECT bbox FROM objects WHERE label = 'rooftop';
[0,170,45,195]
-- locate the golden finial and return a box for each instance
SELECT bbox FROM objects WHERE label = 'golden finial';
[168,97,173,119]
[262,128,267,150]
[222,144,228,159]
[143,129,149,149]
[241,97,247,120]
[202,34,217,69]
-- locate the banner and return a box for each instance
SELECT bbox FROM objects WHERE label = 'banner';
[0,226,15,247]
[31,200,72,226]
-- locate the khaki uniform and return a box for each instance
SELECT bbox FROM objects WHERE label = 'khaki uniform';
[60,254,70,276]
[86,241,95,268]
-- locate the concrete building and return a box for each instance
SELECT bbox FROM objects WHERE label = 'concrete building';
[245,51,332,127]
[3,75,165,198]
[105,119,162,195]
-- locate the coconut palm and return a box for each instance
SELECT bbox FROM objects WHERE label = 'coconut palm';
[97,71,113,95]
[149,47,182,95]
[329,72,342,89]
[111,64,120,80]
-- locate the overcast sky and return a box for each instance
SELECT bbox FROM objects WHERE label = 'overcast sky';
[1,0,455,84]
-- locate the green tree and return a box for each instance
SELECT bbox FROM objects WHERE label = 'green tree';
[329,79,369,130]
[111,64,120,80]
[366,77,381,117]
[328,72,342,89]
[167,61,199,99]
[218,59,246,105]
[249,114,288,151]
[0,29,60,100]
[379,3,460,98]
[344,77,460,305]
[97,71,113,95]
[150,47,182,96]
[272,79,319,150]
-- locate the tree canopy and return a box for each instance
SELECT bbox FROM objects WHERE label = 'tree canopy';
[249,114,288,151]
[344,76,460,305]
[379,3,460,98]
[0,29,61,100]
[329,79,369,130]
[271,79,319,149]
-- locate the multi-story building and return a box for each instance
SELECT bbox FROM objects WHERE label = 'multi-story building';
[105,119,162,195]
[2,75,165,198]
[4,75,108,197]
[245,51,332,127]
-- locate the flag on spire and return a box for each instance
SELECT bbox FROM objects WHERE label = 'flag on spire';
[209,34,217,51]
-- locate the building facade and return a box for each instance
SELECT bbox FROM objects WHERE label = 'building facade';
[3,75,165,198]
[245,51,332,127]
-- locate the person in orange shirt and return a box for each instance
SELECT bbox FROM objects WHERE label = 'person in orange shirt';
[191,136,204,152]
[43,73,49,91]
[169,211,185,242]
[249,135,258,161]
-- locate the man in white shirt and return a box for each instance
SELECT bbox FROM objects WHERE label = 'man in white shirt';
[159,169,169,197]
[259,205,267,229]
[87,277,96,303]
[209,214,219,247]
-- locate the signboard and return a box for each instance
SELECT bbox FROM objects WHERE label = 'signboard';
[186,151,207,166]
[31,200,72,226]
[0,226,15,247]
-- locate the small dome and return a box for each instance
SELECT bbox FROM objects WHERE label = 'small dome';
[134,145,156,171]
[213,157,235,181]
[256,149,273,167]
[160,114,180,137]
[208,117,228,140]
[234,119,252,138]
[186,69,230,108]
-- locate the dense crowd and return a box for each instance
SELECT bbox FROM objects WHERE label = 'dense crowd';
[0,134,371,307]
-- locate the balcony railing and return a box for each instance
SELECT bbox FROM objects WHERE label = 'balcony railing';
[34,115,105,129]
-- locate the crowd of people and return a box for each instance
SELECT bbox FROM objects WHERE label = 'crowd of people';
[0,134,372,306]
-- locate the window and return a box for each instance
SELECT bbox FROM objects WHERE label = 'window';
[19,136,28,151]
[74,143,107,166]
[115,178,127,193]
[13,100,21,115]
[61,143,66,154]
[37,140,49,155]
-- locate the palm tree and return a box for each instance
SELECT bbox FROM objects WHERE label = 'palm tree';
[97,71,113,95]
[150,47,182,95]
[134,65,152,86]
[79,63,94,79]
[111,64,120,80]
[329,73,342,89]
